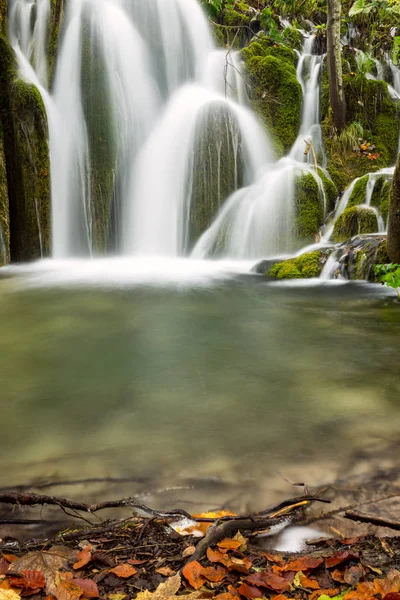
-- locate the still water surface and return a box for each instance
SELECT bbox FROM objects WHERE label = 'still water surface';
[0,258,399,510]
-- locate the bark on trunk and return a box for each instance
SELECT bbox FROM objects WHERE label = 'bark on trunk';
[387,154,400,263]
[327,0,346,131]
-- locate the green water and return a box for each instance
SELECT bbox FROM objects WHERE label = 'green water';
[0,260,399,510]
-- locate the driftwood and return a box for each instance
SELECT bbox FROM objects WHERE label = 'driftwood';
[345,510,400,531]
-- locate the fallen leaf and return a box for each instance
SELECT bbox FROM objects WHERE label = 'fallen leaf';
[136,573,182,600]
[325,552,359,569]
[310,588,339,600]
[344,566,363,586]
[245,572,290,592]
[263,553,285,564]
[107,595,127,600]
[182,547,196,558]
[217,539,242,553]
[108,564,137,579]
[0,591,21,600]
[201,566,227,583]
[283,557,324,571]
[214,595,237,600]
[2,557,18,565]
[0,560,9,577]
[8,547,77,597]
[237,583,263,599]
[127,559,146,566]
[72,579,99,598]
[155,567,175,577]
[182,561,206,590]
[294,572,320,590]
[55,581,82,600]
[227,585,240,598]
[73,547,92,571]
[206,548,224,564]
[9,570,45,594]
[383,595,400,600]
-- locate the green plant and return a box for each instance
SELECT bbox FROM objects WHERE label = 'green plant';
[201,0,235,17]
[331,121,364,155]
[374,263,400,297]
[260,7,283,42]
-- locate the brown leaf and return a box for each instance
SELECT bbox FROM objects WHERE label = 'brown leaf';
[73,547,92,571]
[283,557,324,571]
[0,559,9,576]
[263,553,285,565]
[214,595,237,600]
[108,565,137,579]
[331,569,346,583]
[227,585,240,598]
[206,548,224,564]
[8,547,77,597]
[155,568,175,577]
[383,595,400,600]
[237,583,263,599]
[201,566,227,583]
[72,579,99,598]
[299,574,320,590]
[325,551,359,569]
[310,588,339,600]
[8,570,45,591]
[245,572,290,592]
[3,556,18,564]
[182,561,206,590]
[127,559,146,566]
[344,566,363,586]
[217,539,242,554]
[182,547,196,559]
[55,581,82,600]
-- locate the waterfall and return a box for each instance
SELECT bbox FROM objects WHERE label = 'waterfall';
[289,34,325,164]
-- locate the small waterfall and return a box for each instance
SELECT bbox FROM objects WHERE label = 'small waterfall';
[192,160,325,260]
[290,34,325,164]
[124,85,272,256]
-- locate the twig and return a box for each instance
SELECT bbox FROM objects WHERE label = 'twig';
[344,510,400,531]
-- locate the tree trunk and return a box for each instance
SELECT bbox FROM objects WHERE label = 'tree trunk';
[327,0,346,131]
[387,154,400,263]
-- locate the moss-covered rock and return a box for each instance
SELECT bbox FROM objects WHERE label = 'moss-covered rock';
[294,171,324,246]
[49,0,63,86]
[0,127,9,265]
[242,40,301,155]
[0,36,51,261]
[347,174,369,207]
[332,205,378,242]
[379,180,391,222]
[190,102,243,250]
[370,175,391,222]
[268,249,333,279]
[327,235,390,281]
[0,0,7,36]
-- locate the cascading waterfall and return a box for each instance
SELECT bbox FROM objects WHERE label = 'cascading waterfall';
[290,34,325,164]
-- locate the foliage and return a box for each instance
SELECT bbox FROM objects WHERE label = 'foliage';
[201,0,235,17]
[330,122,364,155]
[374,263,400,297]
[349,0,400,17]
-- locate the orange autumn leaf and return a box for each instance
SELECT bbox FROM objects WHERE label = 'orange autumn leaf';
[207,548,225,564]
[274,596,289,600]
[331,569,346,583]
[182,561,206,590]
[217,539,242,553]
[263,553,285,565]
[72,579,99,598]
[237,583,263,599]
[9,570,45,591]
[245,572,290,592]
[55,581,83,600]
[191,511,236,535]
[109,564,137,579]
[155,567,176,577]
[73,546,92,571]
[326,551,359,569]
[227,584,241,598]
[214,595,237,600]
[201,566,227,583]
[299,574,321,590]
[283,557,324,571]
[0,558,9,576]
[3,556,18,564]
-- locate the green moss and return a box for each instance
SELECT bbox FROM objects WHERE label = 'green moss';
[294,172,324,245]
[348,174,369,207]
[282,26,303,51]
[332,206,378,242]
[369,175,391,223]
[190,102,243,250]
[376,239,390,266]
[269,260,302,279]
[0,128,9,264]
[243,48,302,155]
[374,113,399,165]
[0,0,7,36]
[268,249,331,279]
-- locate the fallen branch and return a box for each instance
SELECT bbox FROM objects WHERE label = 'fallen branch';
[345,510,400,531]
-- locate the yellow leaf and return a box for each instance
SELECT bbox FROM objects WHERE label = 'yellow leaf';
[0,591,21,600]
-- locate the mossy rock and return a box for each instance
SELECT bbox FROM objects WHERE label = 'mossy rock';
[294,171,324,246]
[379,180,391,222]
[0,0,7,36]
[222,2,252,47]
[242,45,301,155]
[282,26,303,51]
[347,174,369,207]
[332,206,378,243]
[268,249,332,279]
[190,102,243,250]
[0,128,9,264]
[370,175,391,222]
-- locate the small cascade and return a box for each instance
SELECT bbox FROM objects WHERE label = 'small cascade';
[192,161,326,260]
[290,33,325,164]
[124,85,272,256]
[8,0,50,88]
